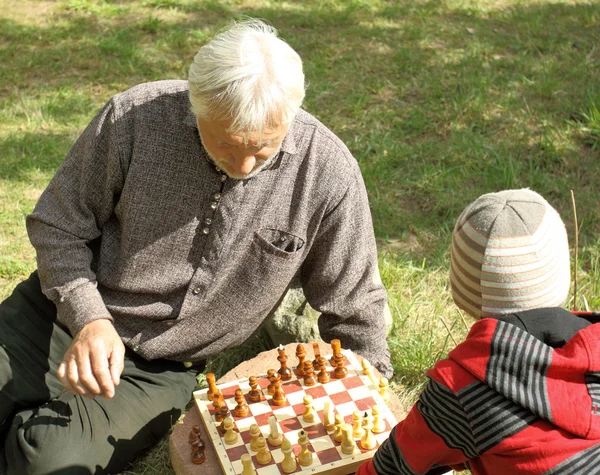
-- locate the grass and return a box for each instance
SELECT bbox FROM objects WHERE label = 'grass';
[1,0,600,473]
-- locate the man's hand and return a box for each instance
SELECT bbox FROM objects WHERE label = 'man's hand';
[57,319,125,399]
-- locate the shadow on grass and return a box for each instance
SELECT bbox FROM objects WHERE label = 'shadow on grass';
[2,0,599,259]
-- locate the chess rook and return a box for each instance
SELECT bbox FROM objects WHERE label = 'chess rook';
[312,342,321,369]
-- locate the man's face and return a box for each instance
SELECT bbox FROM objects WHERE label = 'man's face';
[197,118,289,179]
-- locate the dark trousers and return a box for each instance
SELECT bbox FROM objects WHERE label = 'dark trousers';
[0,273,201,475]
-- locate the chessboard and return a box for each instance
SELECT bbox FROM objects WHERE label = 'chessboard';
[193,343,397,475]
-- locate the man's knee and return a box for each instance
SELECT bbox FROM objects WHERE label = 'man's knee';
[4,400,94,475]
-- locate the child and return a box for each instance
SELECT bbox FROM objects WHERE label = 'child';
[358,189,600,475]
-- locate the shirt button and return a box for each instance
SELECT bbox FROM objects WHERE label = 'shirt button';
[192,287,201,295]
[202,228,210,235]
[220,175,227,182]
[132,344,139,351]
[213,193,221,200]
[210,202,218,210]
[204,218,212,225]
[215,167,221,172]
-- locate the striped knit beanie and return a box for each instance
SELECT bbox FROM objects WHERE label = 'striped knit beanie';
[450,189,570,319]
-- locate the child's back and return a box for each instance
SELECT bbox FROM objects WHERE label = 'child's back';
[358,189,600,475]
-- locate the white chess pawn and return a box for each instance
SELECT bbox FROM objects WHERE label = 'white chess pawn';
[249,423,262,452]
[360,412,377,450]
[223,416,238,445]
[302,394,315,423]
[352,410,365,439]
[241,453,256,475]
[281,438,297,473]
[379,377,391,403]
[256,437,272,465]
[372,405,386,434]
[341,424,356,455]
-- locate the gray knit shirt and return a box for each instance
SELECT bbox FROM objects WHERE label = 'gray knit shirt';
[26,80,392,377]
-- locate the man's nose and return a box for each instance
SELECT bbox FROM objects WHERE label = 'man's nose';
[229,150,256,174]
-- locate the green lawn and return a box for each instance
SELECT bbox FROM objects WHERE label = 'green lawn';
[1,0,600,473]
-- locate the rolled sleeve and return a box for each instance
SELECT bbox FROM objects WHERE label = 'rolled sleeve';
[26,98,125,334]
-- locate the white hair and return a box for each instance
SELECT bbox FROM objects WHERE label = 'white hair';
[188,19,305,139]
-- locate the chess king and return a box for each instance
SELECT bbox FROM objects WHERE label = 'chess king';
[0,18,392,474]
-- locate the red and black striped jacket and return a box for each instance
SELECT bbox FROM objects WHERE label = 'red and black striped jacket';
[358,308,600,475]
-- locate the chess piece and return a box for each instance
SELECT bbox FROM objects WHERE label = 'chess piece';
[334,357,348,379]
[249,423,262,452]
[341,424,357,455]
[272,379,286,406]
[302,394,315,423]
[323,400,334,431]
[379,377,391,403]
[295,344,306,377]
[361,358,378,386]
[188,427,199,445]
[330,339,344,368]
[297,430,313,466]
[317,356,330,383]
[214,395,227,421]
[206,372,219,401]
[267,415,283,447]
[212,393,222,416]
[281,438,297,473]
[352,410,365,439]
[303,360,315,386]
[241,453,256,475]
[360,412,377,450]
[256,437,272,465]
[219,405,231,433]
[234,389,249,417]
[191,438,206,464]
[372,405,386,434]
[330,338,342,356]
[248,376,262,402]
[333,413,344,442]
[267,369,277,395]
[312,342,321,369]
[223,416,238,445]
[277,344,293,381]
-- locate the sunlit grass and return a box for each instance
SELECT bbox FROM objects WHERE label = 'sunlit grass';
[1,0,600,472]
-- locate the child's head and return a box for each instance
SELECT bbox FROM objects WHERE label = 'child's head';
[450,189,570,319]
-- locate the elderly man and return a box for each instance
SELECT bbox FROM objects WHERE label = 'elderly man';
[0,19,391,474]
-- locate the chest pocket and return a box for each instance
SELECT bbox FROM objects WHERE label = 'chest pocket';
[254,228,305,259]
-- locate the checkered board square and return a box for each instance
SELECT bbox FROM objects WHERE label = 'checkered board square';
[193,349,397,475]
